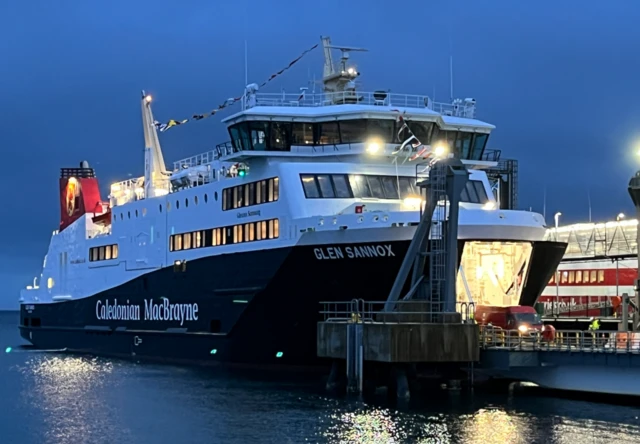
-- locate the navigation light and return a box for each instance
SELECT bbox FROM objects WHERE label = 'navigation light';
[276,351,283,358]
[5,347,11,353]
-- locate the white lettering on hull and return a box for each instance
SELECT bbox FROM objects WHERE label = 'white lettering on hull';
[313,244,395,260]
[96,298,199,325]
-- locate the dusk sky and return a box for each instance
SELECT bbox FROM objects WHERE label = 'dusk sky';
[2,0,640,308]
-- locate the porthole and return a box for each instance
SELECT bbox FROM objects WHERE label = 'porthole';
[159,204,163,213]
[185,198,189,208]
[135,209,139,217]
[176,200,180,209]
[128,211,131,219]
[214,192,218,201]
[205,193,209,203]
[142,208,147,216]
[120,213,124,220]
[167,202,171,211]
[194,196,199,205]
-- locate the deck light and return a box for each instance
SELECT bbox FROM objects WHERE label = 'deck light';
[433,142,447,157]
[483,202,496,210]
[366,138,382,154]
[617,213,625,221]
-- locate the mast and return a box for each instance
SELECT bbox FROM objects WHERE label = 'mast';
[141,91,168,198]
[320,36,367,102]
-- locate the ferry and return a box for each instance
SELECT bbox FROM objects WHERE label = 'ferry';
[18,36,566,366]
[539,218,638,318]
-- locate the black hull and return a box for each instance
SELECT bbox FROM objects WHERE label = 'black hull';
[19,239,566,367]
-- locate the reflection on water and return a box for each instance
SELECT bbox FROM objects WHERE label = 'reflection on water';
[3,312,640,443]
[457,408,524,443]
[18,355,127,444]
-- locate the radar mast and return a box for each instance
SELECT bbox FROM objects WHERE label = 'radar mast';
[320,36,367,103]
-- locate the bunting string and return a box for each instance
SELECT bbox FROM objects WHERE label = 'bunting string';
[154,43,320,133]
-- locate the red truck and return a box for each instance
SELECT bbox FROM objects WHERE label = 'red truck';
[475,305,543,335]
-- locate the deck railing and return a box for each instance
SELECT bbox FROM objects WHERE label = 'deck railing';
[480,328,640,354]
[248,92,477,119]
[319,299,475,324]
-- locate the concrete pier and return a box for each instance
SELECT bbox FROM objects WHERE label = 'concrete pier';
[317,322,479,363]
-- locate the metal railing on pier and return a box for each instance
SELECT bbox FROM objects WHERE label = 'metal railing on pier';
[480,328,640,354]
[319,299,475,324]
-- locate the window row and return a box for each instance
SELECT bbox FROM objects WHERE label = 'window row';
[300,174,490,204]
[89,244,119,262]
[116,192,214,221]
[549,269,605,284]
[222,177,279,211]
[227,120,489,160]
[169,219,280,252]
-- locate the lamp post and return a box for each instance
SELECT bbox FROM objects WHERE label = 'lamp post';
[554,211,562,316]
[627,173,640,331]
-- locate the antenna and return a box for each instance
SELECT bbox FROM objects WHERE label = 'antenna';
[543,186,547,222]
[449,55,454,103]
[587,189,592,222]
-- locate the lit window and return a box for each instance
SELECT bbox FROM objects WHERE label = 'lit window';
[561,271,568,284]
[183,233,192,250]
[273,178,279,201]
[47,277,54,289]
[598,270,605,283]
[99,246,105,261]
[590,270,597,283]
[175,235,183,251]
[273,219,279,238]
[112,244,118,259]
[195,231,202,248]
[568,271,575,284]
[105,245,112,260]
[576,271,582,284]
[261,221,267,239]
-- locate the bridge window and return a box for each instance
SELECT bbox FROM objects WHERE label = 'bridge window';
[89,244,119,262]
[400,121,434,145]
[598,270,605,283]
[291,123,314,145]
[318,122,340,145]
[456,132,473,158]
[368,119,394,142]
[270,122,290,151]
[576,270,582,284]
[471,133,488,160]
[568,271,575,284]
[249,122,269,151]
[340,120,368,143]
[589,270,596,283]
